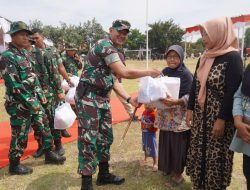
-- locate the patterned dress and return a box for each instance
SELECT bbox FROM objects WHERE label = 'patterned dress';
[186,51,243,190]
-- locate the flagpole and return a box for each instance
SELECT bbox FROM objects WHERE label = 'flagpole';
[146,0,149,69]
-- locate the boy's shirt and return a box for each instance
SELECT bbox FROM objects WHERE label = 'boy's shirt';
[141,110,157,133]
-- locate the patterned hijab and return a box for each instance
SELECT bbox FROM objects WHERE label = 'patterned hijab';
[197,17,239,110]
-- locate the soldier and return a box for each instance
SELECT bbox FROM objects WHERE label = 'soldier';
[23,37,49,158]
[31,28,71,156]
[55,43,74,138]
[75,19,160,190]
[62,48,83,77]
[0,21,66,175]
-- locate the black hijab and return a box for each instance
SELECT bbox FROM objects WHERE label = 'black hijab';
[241,64,250,98]
[162,45,193,98]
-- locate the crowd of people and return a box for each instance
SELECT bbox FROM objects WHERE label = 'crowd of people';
[0,16,249,190]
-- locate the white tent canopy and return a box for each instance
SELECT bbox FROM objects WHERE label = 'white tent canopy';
[0,17,11,53]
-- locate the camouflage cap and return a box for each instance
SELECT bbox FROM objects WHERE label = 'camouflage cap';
[112,20,131,32]
[7,21,32,35]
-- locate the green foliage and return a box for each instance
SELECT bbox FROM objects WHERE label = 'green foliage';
[28,18,106,51]
[148,19,184,53]
[28,18,185,54]
[82,18,107,48]
[184,38,204,57]
[245,28,250,48]
[125,29,146,50]
[29,19,43,29]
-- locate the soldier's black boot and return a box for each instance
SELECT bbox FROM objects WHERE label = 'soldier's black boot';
[9,158,33,175]
[33,140,44,158]
[81,175,93,190]
[61,129,71,138]
[96,162,125,186]
[45,150,66,165]
[54,139,65,156]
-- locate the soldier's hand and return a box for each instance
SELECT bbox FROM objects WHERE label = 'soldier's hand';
[129,97,142,108]
[57,93,65,101]
[32,104,40,112]
[129,97,139,107]
[41,97,47,105]
[148,68,161,78]
[74,54,80,60]
[67,79,75,87]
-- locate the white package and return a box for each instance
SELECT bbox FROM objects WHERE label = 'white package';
[54,102,76,130]
[65,87,76,105]
[61,75,80,91]
[138,76,180,106]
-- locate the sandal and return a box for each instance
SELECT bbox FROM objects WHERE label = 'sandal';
[165,177,184,188]
[152,164,158,172]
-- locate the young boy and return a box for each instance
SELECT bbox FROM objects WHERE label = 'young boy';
[140,104,158,171]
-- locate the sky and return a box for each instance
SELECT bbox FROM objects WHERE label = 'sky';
[0,0,249,33]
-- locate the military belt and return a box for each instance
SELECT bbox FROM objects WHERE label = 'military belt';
[77,81,110,98]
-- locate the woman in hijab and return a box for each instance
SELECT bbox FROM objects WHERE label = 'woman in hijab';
[154,45,193,187]
[186,17,243,190]
[231,64,250,190]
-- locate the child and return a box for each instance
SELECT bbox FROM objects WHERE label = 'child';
[140,104,158,172]
[231,64,250,190]
[154,45,193,187]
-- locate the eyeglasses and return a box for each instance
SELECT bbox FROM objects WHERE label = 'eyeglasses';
[166,56,179,60]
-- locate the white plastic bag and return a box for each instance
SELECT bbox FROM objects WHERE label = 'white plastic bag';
[65,87,76,105]
[61,75,80,91]
[160,77,180,99]
[61,80,70,91]
[138,76,180,108]
[54,102,76,130]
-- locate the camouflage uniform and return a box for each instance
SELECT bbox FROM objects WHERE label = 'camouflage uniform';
[0,43,53,161]
[62,55,82,76]
[38,45,64,142]
[26,46,62,143]
[75,38,121,176]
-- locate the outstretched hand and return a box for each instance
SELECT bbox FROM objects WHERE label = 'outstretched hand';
[129,97,142,108]
[149,68,161,78]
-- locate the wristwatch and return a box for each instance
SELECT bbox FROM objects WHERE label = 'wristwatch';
[126,97,131,103]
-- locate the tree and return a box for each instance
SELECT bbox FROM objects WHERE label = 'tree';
[125,29,145,50]
[183,38,204,57]
[148,19,184,53]
[82,18,107,49]
[245,28,250,48]
[28,18,106,52]
[29,19,43,30]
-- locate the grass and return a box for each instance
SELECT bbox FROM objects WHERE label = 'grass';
[0,59,247,190]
